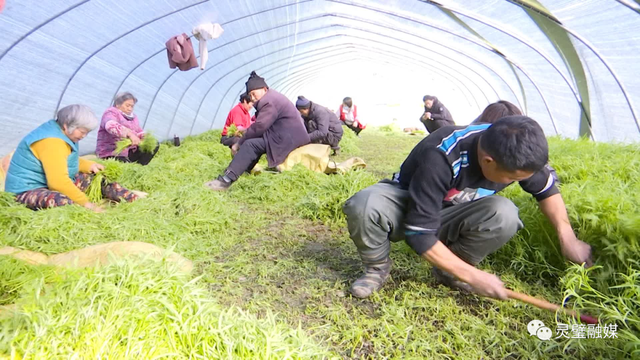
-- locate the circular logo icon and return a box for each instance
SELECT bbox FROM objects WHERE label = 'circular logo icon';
[527,320,545,337]
[536,326,553,341]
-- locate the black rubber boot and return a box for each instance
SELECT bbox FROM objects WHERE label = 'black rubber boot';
[350,257,392,298]
[204,175,233,191]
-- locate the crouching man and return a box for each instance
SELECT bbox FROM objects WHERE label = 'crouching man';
[343,117,592,299]
[296,96,344,155]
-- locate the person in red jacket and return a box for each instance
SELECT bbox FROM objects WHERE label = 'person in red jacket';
[336,97,365,135]
[220,92,255,148]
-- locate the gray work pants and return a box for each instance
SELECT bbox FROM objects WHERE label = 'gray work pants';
[343,181,523,265]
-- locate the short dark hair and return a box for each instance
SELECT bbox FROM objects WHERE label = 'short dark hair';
[479,116,548,172]
[477,100,522,124]
[239,92,252,104]
[423,95,436,102]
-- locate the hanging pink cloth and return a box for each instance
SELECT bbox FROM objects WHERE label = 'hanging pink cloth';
[165,33,198,71]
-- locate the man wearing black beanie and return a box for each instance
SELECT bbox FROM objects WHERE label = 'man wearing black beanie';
[205,71,310,190]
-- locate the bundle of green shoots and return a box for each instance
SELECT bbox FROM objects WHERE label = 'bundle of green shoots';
[114,132,159,155]
[84,160,124,203]
[226,124,242,137]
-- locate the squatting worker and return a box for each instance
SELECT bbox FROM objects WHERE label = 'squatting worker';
[343,116,592,299]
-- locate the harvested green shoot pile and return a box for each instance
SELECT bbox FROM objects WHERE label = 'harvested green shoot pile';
[84,159,124,203]
[114,133,158,155]
[114,138,132,155]
[139,132,159,153]
[227,124,241,137]
[1,128,638,358]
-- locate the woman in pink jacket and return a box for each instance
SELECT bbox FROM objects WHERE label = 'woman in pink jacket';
[96,92,158,165]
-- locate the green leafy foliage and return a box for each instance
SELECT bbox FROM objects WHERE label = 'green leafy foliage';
[227,124,241,137]
[0,258,326,358]
[139,133,159,153]
[114,133,158,155]
[1,130,638,358]
[84,159,125,203]
[114,138,132,155]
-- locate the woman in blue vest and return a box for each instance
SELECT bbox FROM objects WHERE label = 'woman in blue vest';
[4,104,138,212]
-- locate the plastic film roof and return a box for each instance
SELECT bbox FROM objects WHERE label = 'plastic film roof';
[1,0,639,155]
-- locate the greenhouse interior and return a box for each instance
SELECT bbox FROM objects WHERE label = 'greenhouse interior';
[0,0,638,358]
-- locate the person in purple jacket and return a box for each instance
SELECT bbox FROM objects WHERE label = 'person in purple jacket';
[96,92,159,165]
[205,71,310,191]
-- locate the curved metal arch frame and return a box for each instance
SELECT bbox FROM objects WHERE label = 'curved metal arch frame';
[163,31,498,136]
[182,46,361,135]
[210,45,493,133]
[209,47,478,132]
[269,46,481,106]
[218,38,559,137]
[325,0,573,130]
[331,13,524,109]
[199,27,559,136]
[160,24,343,132]
[272,55,457,106]
[446,0,640,134]
[0,0,90,61]
[151,23,505,132]
[55,0,209,114]
[144,12,521,129]
[105,7,558,134]
[411,1,585,107]
[269,49,479,110]
[517,0,639,132]
[615,0,640,13]
[207,38,567,135]
[188,44,359,134]
[4,0,567,138]
[121,10,539,131]
[111,1,317,101]
[201,39,485,132]
[2,0,631,140]
[200,37,495,132]
[420,0,638,135]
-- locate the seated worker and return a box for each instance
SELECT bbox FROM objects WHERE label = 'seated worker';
[220,92,255,148]
[295,96,344,155]
[343,116,592,299]
[471,100,559,183]
[337,97,366,135]
[205,71,310,191]
[96,92,159,165]
[4,105,138,212]
[420,95,455,133]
